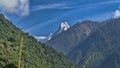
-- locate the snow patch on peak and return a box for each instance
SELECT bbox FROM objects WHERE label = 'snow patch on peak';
[60,21,70,31]
[56,21,70,34]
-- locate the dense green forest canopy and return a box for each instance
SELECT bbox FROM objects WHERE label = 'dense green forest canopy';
[0,14,76,68]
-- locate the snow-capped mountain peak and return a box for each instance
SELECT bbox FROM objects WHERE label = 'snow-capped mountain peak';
[56,21,70,34]
[60,21,70,31]
[35,21,70,43]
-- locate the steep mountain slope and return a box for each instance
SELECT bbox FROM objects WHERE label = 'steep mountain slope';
[0,14,76,68]
[68,18,120,68]
[47,20,100,55]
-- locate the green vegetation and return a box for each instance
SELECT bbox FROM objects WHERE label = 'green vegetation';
[82,53,102,68]
[0,14,76,68]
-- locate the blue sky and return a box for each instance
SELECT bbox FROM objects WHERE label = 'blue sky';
[0,0,120,36]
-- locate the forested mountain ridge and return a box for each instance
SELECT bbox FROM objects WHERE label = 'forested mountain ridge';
[0,14,76,68]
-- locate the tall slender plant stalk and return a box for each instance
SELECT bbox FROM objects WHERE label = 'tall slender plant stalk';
[18,32,24,68]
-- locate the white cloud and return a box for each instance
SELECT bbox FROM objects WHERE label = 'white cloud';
[31,0,118,12]
[0,0,30,16]
[34,36,50,43]
[34,36,47,40]
[113,10,120,18]
[31,3,73,11]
